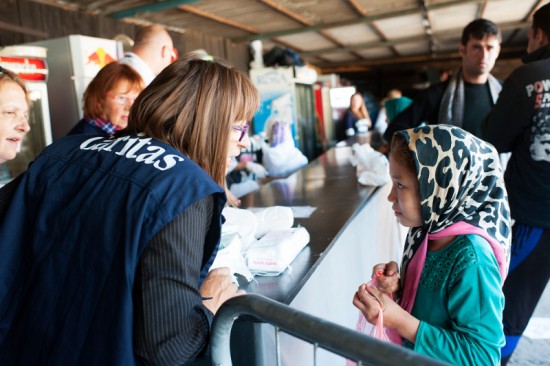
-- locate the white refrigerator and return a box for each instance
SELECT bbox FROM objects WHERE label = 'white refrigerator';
[29,35,122,140]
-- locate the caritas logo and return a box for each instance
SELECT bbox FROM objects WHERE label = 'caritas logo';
[87,47,116,67]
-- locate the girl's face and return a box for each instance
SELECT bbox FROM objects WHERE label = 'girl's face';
[226,120,251,168]
[102,80,141,129]
[0,81,30,164]
[387,153,422,227]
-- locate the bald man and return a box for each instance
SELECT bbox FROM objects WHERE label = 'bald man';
[121,25,174,85]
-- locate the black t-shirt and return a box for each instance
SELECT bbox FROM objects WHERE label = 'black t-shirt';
[463,82,492,138]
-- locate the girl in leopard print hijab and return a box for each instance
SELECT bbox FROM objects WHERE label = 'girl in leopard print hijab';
[353,125,511,365]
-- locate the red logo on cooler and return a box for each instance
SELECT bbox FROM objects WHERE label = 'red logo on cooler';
[86,48,116,67]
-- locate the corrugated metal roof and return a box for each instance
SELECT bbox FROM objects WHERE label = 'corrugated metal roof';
[32,0,543,73]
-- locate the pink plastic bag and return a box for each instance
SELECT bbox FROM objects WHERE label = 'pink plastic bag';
[369,307,389,341]
[355,278,390,342]
[346,279,390,366]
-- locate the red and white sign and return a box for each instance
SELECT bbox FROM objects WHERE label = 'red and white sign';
[0,56,48,82]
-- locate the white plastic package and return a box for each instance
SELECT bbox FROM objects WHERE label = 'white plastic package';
[222,207,258,252]
[349,143,390,187]
[210,231,254,282]
[251,205,294,239]
[247,227,310,275]
[261,139,308,177]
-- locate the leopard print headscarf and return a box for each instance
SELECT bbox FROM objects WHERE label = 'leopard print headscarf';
[397,125,511,308]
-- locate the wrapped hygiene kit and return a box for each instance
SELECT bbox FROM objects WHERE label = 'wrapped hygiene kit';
[215,206,310,278]
[247,226,310,275]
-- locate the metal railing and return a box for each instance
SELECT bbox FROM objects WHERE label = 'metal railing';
[210,294,451,366]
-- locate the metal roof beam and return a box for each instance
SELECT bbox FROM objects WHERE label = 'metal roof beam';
[234,0,481,42]
[0,20,49,38]
[260,0,363,61]
[297,20,530,57]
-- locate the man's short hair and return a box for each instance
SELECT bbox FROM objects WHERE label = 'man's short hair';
[133,25,169,49]
[533,2,550,38]
[461,18,501,45]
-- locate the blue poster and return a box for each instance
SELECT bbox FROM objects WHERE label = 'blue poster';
[250,67,296,142]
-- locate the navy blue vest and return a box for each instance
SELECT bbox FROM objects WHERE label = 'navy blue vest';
[67,118,110,137]
[0,134,225,365]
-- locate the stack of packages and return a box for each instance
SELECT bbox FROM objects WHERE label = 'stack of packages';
[209,206,310,281]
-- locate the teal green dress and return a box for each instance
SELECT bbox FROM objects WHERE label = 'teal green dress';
[404,234,505,365]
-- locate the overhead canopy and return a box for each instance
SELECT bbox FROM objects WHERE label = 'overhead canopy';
[33,0,542,73]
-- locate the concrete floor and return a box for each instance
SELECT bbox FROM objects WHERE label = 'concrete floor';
[508,284,550,365]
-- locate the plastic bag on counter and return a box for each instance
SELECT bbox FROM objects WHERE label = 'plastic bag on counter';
[350,143,390,187]
[222,207,258,252]
[261,139,308,178]
[209,231,254,282]
[229,179,260,199]
[249,205,294,239]
[247,226,310,275]
[355,118,370,134]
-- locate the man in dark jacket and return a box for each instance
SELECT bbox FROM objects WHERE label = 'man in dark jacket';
[384,18,502,142]
[483,3,550,364]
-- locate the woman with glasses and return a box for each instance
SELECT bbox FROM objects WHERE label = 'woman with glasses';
[67,61,144,137]
[0,57,258,365]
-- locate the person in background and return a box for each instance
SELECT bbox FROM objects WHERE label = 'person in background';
[482,3,550,364]
[384,97,413,126]
[370,96,412,154]
[343,92,372,137]
[0,57,258,365]
[0,66,30,189]
[374,88,402,135]
[0,66,30,166]
[353,125,511,365]
[67,62,144,137]
[439,68,454,82]
[120,24,175,86]
[384,19,502,141]
[226,132,268,204]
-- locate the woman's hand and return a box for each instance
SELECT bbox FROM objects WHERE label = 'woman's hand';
[372,261,400,295]
[200,267,245,314]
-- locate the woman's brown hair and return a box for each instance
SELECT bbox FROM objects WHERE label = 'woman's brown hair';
[125,56,260,205]
[0,66,30,105]
[82,62,144,118]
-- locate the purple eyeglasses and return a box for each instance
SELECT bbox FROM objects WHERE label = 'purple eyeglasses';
[232,121,249,142]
